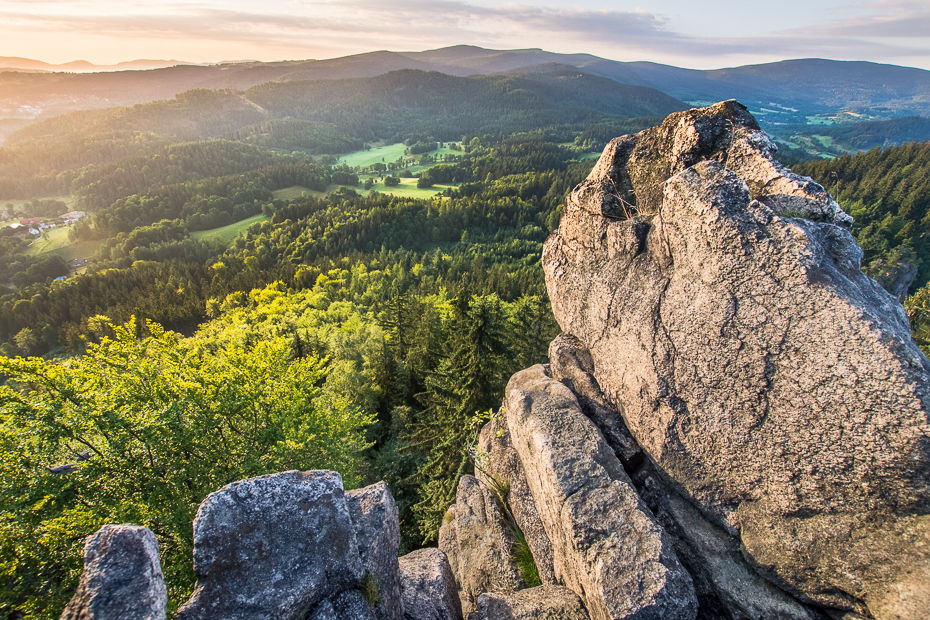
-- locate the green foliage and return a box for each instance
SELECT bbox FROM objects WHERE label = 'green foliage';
[0,319,373,618]
[361,573,380,607]
[408,292,510,541]
[512,528,541,587]
[905,283,930,356]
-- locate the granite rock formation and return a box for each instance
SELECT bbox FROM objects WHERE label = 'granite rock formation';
[438,475,526,616]
[397,548,463,620]
[347,482,404,620]
[60,524,167,620]
[469,586,589,620]
[174,470,405,620]
[542,100,930,619]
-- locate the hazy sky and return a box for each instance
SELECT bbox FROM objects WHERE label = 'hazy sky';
[1,0,928,70]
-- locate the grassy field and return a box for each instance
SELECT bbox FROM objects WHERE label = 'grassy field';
[1,195,76,214]
[272,186,328,201]
[274,178,454,201]
[337,143,462,169]
[24,226,102,261]
[338,143,408,168]
[191,214,269,245]
[359,176,453,199]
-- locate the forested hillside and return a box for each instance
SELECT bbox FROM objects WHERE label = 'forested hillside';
[0,68,683,199]
[0,126,590,617]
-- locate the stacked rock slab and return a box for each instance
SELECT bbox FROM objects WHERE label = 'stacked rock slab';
[549,334,820,620]
[476,413,558,587]
[397,548,463,620]
[60,524,167,620]
[502,364,697,620]
[438,475,526,616]
[469,586,590,620]
[542,100,930,619]
[347,482,404,620]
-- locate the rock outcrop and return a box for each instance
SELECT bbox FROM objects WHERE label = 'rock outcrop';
[347,482,404,620]
[175,470,379,620]
[398,549,463,620]
[438,475,526,616]
[543,100,930,619]
[503,364,697,620]
[476,413,558,587]
[469,586,590,620]
[60,524,167,620]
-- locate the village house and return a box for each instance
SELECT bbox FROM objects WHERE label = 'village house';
[60,211,86,225]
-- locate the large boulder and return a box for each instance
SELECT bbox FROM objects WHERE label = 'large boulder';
[543,101,930,619]
[438,475,525,616]
[398,548,463,620]
[503,364,697,620]
[60,524,166,620]
[175,470,364,620]
[469,586,590,620]
[347,482,404,620]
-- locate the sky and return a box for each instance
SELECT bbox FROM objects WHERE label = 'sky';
[0,0,929,70]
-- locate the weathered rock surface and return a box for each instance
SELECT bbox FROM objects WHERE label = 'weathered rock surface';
[503,364,697,620]
[543,100,930,619]
[398,548,463,620]
[476,413,557,587]
[438,475,525,616]
[347,481,404,620]
[307,590,377,620]
[633,462,821,620]
[468,586,590,620]
[175,470,365,620]
[59,524,166,620]
[548,334,644,470]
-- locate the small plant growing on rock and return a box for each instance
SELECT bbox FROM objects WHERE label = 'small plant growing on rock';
[361,573,380,607]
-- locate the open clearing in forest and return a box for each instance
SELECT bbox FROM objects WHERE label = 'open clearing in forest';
[358,175,454,199]
[337,142,462,169]
[272,185,328,201]
[1,195,76,214]
[24,226,102,262]
[191,214,269,246]
[274,179,454,201]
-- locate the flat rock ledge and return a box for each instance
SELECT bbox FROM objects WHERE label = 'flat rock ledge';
[469,586,589,620]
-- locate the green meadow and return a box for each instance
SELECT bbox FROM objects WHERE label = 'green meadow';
[191,214,269,246]
[337,142,462,169]
[24,226,101,262]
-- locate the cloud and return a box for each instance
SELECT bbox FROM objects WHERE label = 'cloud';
[0,0,927,68]
[780,0,930,39]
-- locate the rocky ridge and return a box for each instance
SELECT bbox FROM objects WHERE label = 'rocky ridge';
[61,101,929,620]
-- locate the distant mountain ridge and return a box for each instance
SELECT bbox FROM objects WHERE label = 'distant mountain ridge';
[0,57,193,73]
[3,46,930,154]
